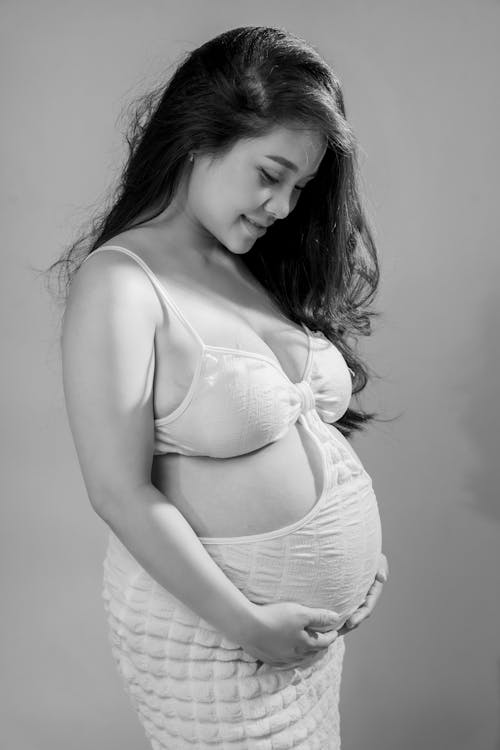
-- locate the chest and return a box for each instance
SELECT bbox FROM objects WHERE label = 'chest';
[151,267,311,420]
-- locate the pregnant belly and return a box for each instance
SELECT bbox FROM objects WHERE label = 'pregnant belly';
[152,422,341,538]
[201,474,382,629]
[152,414,382,627]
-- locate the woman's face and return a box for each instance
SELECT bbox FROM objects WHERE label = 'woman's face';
[186,124,327,255]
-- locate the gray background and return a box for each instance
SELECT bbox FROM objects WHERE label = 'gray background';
[2,1,499,748]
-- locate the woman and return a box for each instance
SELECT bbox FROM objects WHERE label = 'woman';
[55,25,388,749]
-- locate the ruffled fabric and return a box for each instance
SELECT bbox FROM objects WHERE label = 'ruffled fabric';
[103,533,347,749]
[101,424,382,749]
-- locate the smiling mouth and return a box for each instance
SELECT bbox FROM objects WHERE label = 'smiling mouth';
[242,215,267,234]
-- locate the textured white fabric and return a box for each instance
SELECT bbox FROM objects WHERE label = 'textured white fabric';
[86,246,353,458]
[102,425,382,749]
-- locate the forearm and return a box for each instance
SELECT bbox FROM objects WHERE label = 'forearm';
[95,484,258,644]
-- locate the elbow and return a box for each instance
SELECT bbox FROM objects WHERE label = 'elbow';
[87,480,152,523]
[88,489,116,523]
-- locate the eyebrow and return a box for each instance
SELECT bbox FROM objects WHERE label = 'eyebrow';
[265,154,319,179]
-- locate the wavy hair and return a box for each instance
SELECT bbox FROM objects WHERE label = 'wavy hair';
[46,25,382,437]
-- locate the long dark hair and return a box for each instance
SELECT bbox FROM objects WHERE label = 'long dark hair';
[46,25,382,437]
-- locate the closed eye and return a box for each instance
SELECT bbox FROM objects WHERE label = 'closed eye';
[259,169,305,192]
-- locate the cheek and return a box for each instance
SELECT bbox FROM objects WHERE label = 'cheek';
[191,166,258,229]
[217,180,256,226]
[190,176,224,222]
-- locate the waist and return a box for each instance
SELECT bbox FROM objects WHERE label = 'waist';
[151,420,364,538]
[104,475,381,629]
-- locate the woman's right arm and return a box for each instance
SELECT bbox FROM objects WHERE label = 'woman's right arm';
[61,251,259,645]
[61,251,339,666]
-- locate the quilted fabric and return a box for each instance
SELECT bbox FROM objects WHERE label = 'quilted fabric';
[101,423,382,749]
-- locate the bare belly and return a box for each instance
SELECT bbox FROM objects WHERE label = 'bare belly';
[151,422,354,538]
[115,418,381,628]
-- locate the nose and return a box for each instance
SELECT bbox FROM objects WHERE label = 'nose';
[265,191,294,221]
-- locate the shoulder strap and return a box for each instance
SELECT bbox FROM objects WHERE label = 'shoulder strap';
[85,245,205,348]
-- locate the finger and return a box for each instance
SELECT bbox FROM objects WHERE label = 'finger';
[303,629,338,650]
[337,622,358,636]
[306,623,338,634]
[364,579,384,609]
[376,553,389,582]
[306,609,341,630]
[336,573,388,636]
[360,580,383,608]
[361,578,384,609]
[345,604,371,628]
[346,584,383,628]
[364,578,380,596]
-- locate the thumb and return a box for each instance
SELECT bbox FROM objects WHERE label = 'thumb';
[307,609,340,629]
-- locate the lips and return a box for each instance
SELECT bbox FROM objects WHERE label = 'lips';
[244,216,272,228]
[241,215,270,236]
[246,217,263,228]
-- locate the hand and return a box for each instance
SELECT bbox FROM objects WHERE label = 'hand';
[338,552,388,636]
[241,601,342,669]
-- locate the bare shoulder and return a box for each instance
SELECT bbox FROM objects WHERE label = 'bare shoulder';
[97,227,184,273]
[67,238,164,327]
[61,238,163,508]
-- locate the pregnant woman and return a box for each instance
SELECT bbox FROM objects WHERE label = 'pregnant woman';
[57,25,388,749]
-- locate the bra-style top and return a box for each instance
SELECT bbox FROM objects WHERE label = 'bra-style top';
[86,246,353,458]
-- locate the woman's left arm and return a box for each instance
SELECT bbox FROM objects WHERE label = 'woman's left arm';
[337,552,389,635]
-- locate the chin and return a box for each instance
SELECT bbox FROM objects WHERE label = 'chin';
[221,238,253,255]
[214,224,256,255]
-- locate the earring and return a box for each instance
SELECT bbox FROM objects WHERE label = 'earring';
[189,153,194,163]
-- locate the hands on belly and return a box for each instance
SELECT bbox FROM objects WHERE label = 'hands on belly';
[311,552,389,638]
[339,552,388,636]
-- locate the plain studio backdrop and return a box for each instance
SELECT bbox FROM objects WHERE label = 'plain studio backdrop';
[1,2,499,749]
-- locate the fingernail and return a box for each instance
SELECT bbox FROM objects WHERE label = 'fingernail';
[379,571,387,582]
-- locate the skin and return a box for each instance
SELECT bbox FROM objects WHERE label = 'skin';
[140,124,327,272]
[140,123,388,637]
